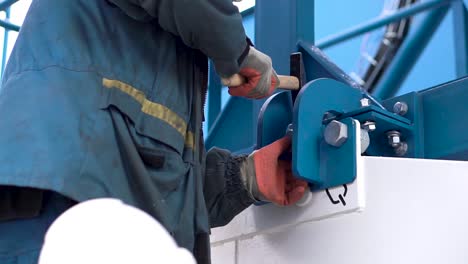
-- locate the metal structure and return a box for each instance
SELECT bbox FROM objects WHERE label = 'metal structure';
[0,0,19,77]
[209,2,468,261]
[1,0,467,189]
[206,0,468,191]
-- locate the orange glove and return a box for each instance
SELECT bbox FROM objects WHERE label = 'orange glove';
[241,137,308,206]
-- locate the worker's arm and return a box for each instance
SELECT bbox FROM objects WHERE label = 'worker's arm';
[109,0,247,77]
[204,137,307,228]
[109,0,279,98]
[204,148,255,227]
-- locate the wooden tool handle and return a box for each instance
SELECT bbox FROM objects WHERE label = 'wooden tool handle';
[221,74,300,90]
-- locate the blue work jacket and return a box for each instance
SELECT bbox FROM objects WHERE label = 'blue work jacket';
[0,0,254,261]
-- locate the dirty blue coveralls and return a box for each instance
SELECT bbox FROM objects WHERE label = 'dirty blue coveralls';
[0,0,255,263]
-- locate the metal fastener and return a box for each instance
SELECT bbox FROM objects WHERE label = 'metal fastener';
[386,130,408,156]
[285,123,293,136]
[324,120,348,147]
[362,121,377,132]
[360,98,371,107]
[360,129,370,153]
[395,142,408,156]
[393,101,408,116]
[387,131,401,148]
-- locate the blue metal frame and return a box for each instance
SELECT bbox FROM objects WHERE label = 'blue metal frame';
[206,0,314,151]
[207,0,468,151]
[1,6,10,76]
[372,3,450,99]
[315,0,452,50]
[383,76,468,160]
[452,0,468,77]
[0,0,20,78]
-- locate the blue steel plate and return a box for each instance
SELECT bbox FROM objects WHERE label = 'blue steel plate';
[293,78,362,189]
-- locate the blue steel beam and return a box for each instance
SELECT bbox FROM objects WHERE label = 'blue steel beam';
[1,7,10,76]
[0,18,19,32]
[205,7,255,134]
[372,3,450,99]
[316,0,452,50]
[0,0,17,11]
[382,76,468,160]
[255,0,314,74]
[206,0,314,151]
[452,0,468,77]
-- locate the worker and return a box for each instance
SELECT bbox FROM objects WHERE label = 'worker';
[39,198,196,264]
[0,1,308,263]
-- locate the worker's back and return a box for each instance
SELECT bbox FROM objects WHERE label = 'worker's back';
[0,0,208,252]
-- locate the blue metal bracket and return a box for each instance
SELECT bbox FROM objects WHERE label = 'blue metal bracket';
[318,117,359,190]
[293,79,362,189]
[337,105,418,158]
[291,78,419,190]
[256,91,293,149]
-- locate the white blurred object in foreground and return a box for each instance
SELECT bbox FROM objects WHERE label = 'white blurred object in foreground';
[39,198,196,264]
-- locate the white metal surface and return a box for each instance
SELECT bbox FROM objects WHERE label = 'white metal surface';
[212,156,468,263]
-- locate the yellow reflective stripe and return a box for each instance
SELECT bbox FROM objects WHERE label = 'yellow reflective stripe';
[102,78,195,149]
[185,131,195,150]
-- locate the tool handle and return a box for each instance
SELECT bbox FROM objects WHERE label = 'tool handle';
[221,74,300,91]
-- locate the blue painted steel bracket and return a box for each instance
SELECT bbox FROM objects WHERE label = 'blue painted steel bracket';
[256,91,293,149]
[293,78,362,189]
[254,91,293,206]
[336,105,418,157]
[318,117,358,190]
[381,92,425,158]
[256,85,359,191]
[292,78,418,190]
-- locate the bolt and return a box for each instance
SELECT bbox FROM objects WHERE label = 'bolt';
[393,102,408,116]
[387,131,401,148]
[324,120,348,147]
[322,111,339,123]
[360,98,371,107]
[362,121,377,132]
[395,142,408,157]
[285,123,293,136]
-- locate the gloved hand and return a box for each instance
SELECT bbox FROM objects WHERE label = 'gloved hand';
[227,46,280,99]
[240,136,308,206]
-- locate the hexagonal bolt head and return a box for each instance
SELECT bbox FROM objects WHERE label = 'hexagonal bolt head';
[362,121,376,132]
[393,102,408,116]
[360,98,371,107]
[324,120,348,147]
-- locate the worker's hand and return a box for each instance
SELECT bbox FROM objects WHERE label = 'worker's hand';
[241,136,308,206]
[227,46,280,99]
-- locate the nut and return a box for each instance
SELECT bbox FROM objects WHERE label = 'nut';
[360,98,371,107]
[324,120,348,147]
[386,131,402,148]
[390,135,400,145]
[362,121,376,132]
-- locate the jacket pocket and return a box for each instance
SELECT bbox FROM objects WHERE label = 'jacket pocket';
[133,134,190,196]
[99,77,190,156]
